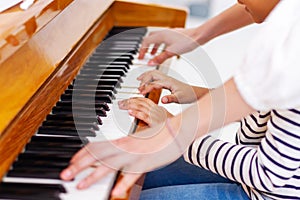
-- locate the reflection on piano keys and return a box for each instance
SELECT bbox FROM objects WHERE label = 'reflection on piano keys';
[0,0,187,199]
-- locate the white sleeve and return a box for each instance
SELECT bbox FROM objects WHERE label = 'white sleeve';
[234,1,300,111]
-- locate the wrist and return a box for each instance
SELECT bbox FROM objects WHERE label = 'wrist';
[166,114,198,153]
[193,86,209,100]
[165,118,184,153]
[192,24,213,45]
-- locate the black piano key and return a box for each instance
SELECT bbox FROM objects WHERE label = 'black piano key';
[108,27,147,35]
[90,52,137,57]
[42,120,98,129]
[95,48,137,55]
[95,45,138,50]
[0,182,63,200]
[73,78,121,88]
[80,69,126,76]
[13,159,70,169]
[101,36,143,42]
[39,125,97,132]
[56,100,110,111]
[77,74,123,81]
[0,182,66,193]
[19,151,75,159]
[64,89,115,98]
[60,93,113,103]
[42,121,100,130]
[27,139,85,148]
[53,103,108,114]
[37,128,96,137]
[103,35,143,40]
[85,61,131,69]
[46,114,99,123]
[18,152,73,162]
[7,167,63,179]
[83,64,128,73]
[99,40,140,46]
[25,142,82,152]
[30,135,88,144]
[89,57,132,65]
[52,106,107,117]
[94,66,128,73]
[93,52,135,59]
[97,115,103,125]
[95,47,137,54]
[68,84,117,94]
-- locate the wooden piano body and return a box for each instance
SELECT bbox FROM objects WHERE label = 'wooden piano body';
[0,0,187,197]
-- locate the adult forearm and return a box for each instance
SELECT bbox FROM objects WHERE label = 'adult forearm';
[194,4,254,45]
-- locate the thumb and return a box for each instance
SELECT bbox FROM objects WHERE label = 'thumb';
[161,94,178,104]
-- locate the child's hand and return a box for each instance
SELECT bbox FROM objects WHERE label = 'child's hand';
[118,97,173,127]
[138,70,208,104]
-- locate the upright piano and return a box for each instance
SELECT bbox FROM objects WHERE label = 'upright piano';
[0,0,187,199]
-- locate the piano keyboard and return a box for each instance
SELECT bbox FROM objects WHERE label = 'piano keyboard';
[1,27,156,200]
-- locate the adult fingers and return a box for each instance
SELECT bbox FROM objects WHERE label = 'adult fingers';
[138,31,160,59]
[150,43,160,55]
[111,173,143,198]
[148,51,175,66]
[76,165,114,190]
[76,151,136,189]
[60,150,97,181]
[138,46,148,60]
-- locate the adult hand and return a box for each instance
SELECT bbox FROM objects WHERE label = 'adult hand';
[60,119,187,198]
[138,28,200,65]
[138,70,208,104]
[118,97,173,127]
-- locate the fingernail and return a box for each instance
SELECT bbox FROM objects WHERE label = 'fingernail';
[78,181,86,189]
[148,60,158,66]
[128,110,133,114]
[62,169,72,179]
[161,97,167,103]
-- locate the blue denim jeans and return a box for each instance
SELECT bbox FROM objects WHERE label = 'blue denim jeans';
[140,157,249,200]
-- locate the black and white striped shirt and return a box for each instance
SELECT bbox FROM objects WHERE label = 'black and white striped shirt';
[184,109,300,199]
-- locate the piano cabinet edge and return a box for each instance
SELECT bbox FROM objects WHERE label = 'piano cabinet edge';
[112,0,188,28]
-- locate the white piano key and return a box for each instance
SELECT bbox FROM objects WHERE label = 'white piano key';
[4,169,117,200]
[121,65,154,88]
[89,102,135,142]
